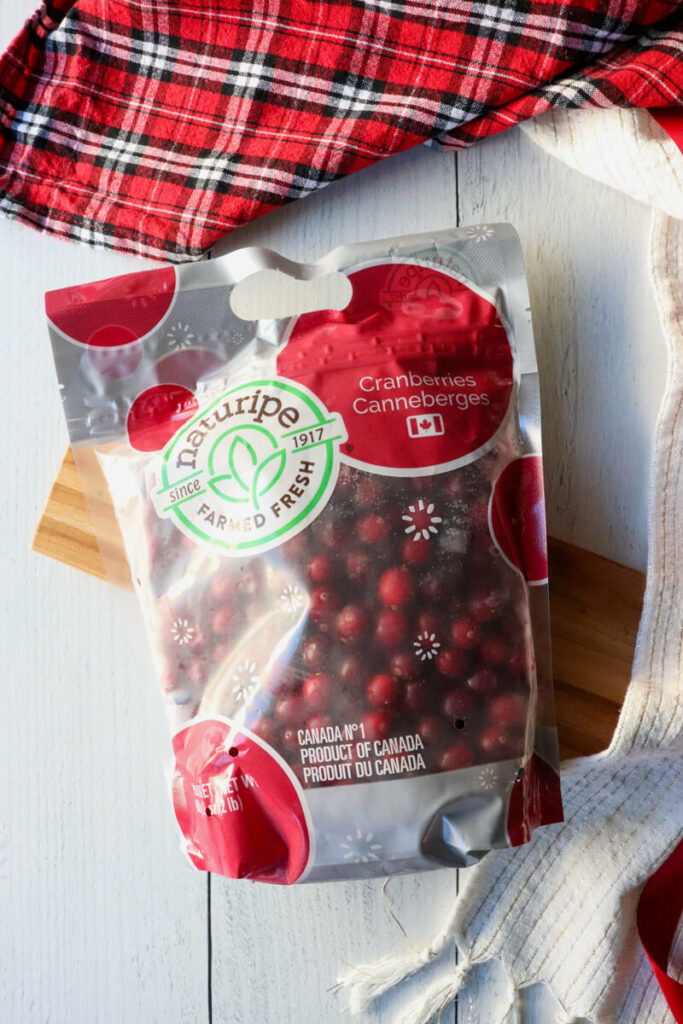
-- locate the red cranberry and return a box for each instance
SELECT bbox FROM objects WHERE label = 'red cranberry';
[438,743,474,771]
[188,657,208,686]
[309,586,340,630]
[186,627,207,652]
[375,609,409,648]
[442,688,473,721]
[302,635,329,672]
[210,571,233,602]
[317,520,347,548]
[451,617,481,649]
[404,681,428,714]
[508,648,528,676]
[337,604,370,643]
[357,515,389,544]
[211,642,229,664]
[236,563,262,596]
[479,726,519,760]
[274,694,307,726]
[302,673,335,711]
[379,567,414,608]
[279,533,308,560]
[271,668,301,697]
[306,712,332,732]
[417,609,441,638]
[390,650,416,680]
[361,710,393,741]
[489,693,527,727]
[345,549,372,583]
[480,636,508,665]
[401,537,432,568]
[471,500,489,529]
[367,674,401,709]
[308,552,333,584]
[356,477,383,507]
[338,655,367,690]
[281,727,301,751]
[469,591,505,622]
[435,647,466,679]
[422,572,450,602]
[251,717,278,744]
[466,668,497,695]
[417,715,446,745]
[211,605,235,637]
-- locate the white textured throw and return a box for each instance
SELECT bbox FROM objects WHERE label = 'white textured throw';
[339,110,683,1024]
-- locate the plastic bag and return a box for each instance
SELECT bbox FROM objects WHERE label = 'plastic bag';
[46,226,563,883]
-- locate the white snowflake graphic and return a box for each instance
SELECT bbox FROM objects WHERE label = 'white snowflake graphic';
[170,618,196,646]
[339,829,383,863]
[402,498,443,541]
[478,766,498,790]
[413,631,441,662]
[231,659,259,703]
[280,583,304,612]
[466,224,495,243]
[165,320,196,350]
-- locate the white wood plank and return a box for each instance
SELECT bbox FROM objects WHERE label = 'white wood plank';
[457,128,666,572]
[210,143,460,1024]
[0,165,208,1024]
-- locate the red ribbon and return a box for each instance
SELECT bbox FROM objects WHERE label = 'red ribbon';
[637,839,683,1021]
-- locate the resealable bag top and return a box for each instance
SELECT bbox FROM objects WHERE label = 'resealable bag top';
[46,225,563,884]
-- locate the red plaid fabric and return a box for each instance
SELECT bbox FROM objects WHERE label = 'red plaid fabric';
[0,0,681,261]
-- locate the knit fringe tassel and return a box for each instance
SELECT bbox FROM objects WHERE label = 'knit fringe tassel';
[393,962,471,1024]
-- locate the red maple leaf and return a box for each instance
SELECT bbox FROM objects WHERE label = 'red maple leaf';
[419,418,432,430]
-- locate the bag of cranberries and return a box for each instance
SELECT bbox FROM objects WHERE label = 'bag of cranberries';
[46,226,563,883]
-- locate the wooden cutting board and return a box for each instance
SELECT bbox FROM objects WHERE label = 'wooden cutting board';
[33,448,646,760]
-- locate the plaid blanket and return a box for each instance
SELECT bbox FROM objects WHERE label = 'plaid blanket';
[0,0,681,261]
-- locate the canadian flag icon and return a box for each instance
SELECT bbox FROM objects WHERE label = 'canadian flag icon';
[407,413,445,438]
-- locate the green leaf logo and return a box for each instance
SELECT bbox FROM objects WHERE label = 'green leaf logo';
[251,448,286,510]
[228,435,258,491]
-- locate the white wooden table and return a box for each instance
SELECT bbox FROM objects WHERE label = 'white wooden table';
[0,5,667,1022]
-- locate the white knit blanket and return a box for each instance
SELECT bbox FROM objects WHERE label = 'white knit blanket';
[339,109,683,1024]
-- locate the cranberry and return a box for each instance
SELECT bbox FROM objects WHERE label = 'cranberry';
[345,549,371,583]
[210,571,233,602]
[438,743,474,771]
[279,533,308,560]
[356,477,383,507]
[186,627,207,651]
[236,563,262,596]
[379,567,414,608]
[401,537,432,568]
[404,681,428,714]
[281,727,300,751]
[417,715,446,745]
[336,464,357,492]
[361,710,393,741]
[306,712,332,732]
[466,668,497,695]
[211,642,229,664]
[480,636,507,665]
[251,717,278,744]
[338,654,367,690]
[422,572,450,602]
[302,635,329,672]
[508,648,528,676]
[469,591,505,622]
[317,520,347,548]
[367,674,401,709]
[435,647,466,679]
[390,650,416,680]
[188,657,208,686]
[442,688,473,721]
[479,726,519,760]
[274,694,307,726]
[357,515,389,544]
[451,617,481,649]
[271,667,301,697]
[471,500,489,529]
[489,693,527,727]
[302,673,335,711]
[337,604,370,643]
[417,609,441,638]
[309,586,340,630]
[308,552,333,584]
[211,605,235,637]
[375,609,409,648]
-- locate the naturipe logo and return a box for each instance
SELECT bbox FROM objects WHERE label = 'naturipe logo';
[152,378,347,555]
